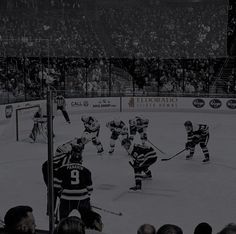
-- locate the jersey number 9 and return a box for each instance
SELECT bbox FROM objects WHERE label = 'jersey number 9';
[71,170,80,185]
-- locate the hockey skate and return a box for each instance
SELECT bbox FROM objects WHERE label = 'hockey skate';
[108,148,114,154]
[97,148,104,155]
[186,154,193,160]
[202,157,210,163]
[129,185,141,191]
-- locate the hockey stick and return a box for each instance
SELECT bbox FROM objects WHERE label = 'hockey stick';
[147,139,166,155]
[129,161,134,168]
[92,205,123,216]
[161,149,186,161]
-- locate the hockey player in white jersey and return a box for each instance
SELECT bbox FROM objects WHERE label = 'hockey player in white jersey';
[122,138,157,191]
[81,115,104,154]
[129,116,149,144]
[55,137,86,157]
[106,119,129,154]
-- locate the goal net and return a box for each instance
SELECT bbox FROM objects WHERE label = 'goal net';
[16,104,47,143]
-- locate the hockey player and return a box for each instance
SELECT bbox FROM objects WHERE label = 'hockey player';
[129,116,149,144]
[54,137,85,158]
[123,138,157,191]
[53,144,93,221]
[29,106,47,142]
[106,119,129,154]
[55,94,71,124]
[42,137,85,215]
[81,115,104,154]
[184,121,210,163]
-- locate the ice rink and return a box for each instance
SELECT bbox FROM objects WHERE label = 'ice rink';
[0,110,236,233]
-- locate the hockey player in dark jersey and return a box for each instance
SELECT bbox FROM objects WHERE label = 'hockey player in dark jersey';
[106,119,129,154]
[29,106,47,142]
[55,94,70,124]
[129,116,149,145]
[81,115,104,154]
[184,121,210,163]
[42,137,85,215]
[122,138,157,191]
[53,144,93,221]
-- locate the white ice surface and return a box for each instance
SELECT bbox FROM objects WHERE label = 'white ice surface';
[0,111,236,233]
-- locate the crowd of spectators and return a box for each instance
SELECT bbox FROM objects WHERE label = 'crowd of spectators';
[0,1,229,58]
[0,57,234,103]
[99,2,228,58]
[0,0,233,101]
[0,205,236,234]
[0,0,81,10]
[227,0,236,55]
[0,11,106,57]
[127,58,226,95]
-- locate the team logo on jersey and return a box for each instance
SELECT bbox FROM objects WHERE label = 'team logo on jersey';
[209,99,222,109]
[226,99,236,109]
[192,99,205,108]
[5,105,13,118]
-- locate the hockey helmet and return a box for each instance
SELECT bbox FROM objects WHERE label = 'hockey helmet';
[77,137,86,146]
[184,120,193,132]
[113,117,120,125]
[70,144,83,163]
[81,115,89,123]
[135,116,142,124]
[121,138,132,150]
[184,120,192,127]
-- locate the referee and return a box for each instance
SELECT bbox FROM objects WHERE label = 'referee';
[55,94,71,124]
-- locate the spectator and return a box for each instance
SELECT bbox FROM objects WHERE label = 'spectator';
[3,205,36,234]
[0,220,5,234]
[54,216,85,234]
[217,223,236,234]
[194,222,212,234]
[137,224,156,234]
[156,224,183,234]
[82,210,105,233]
[185,82,195,93]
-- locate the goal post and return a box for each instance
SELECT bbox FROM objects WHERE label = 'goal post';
[15,105,41,141]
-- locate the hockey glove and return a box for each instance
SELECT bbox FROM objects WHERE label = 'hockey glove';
[186,142,195,149]
[185,142,191,150]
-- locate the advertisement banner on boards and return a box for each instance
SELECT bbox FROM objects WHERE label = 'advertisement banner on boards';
[123,97,178,111]
[69,97,120,112]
